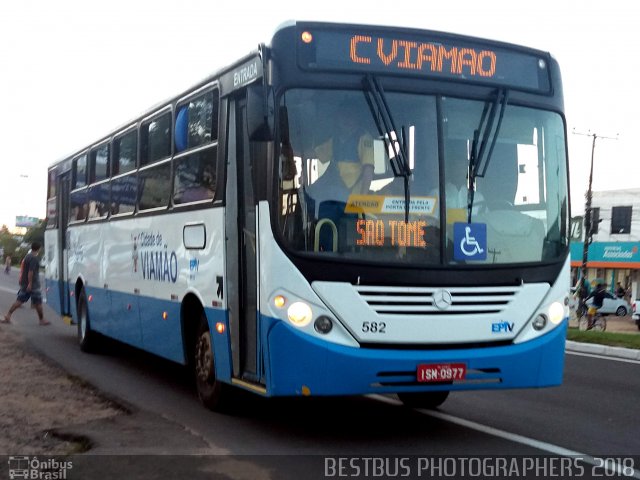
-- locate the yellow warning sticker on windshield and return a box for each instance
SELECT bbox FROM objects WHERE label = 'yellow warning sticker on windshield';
[345,195,437,215]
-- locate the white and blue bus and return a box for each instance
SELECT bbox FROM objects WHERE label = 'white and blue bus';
[45,21,570,410]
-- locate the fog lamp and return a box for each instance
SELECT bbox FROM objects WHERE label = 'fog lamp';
[532,314,547,331]
[314,316,333,334]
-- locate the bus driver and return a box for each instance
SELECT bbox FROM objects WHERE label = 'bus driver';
[308,105,375,202]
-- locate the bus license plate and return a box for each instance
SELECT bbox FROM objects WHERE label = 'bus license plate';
[417,363,466,383]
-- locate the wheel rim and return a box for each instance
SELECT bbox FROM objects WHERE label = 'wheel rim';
[195,332,214,384]
[79,298,87,339]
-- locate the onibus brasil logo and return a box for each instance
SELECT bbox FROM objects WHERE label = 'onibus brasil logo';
[7,456,72,479]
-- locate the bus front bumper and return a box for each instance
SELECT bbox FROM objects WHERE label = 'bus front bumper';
[265,319,567,397]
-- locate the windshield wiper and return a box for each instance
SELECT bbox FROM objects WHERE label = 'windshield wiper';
[363,75,412,222]
[467,88,509,223]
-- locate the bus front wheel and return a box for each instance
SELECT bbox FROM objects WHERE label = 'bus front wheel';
[398,390,450,409]
[193,315,234,411]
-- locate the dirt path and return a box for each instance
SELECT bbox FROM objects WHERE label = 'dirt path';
[0,325,123,455]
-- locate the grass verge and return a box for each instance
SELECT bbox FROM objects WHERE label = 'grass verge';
[567,327,640,350]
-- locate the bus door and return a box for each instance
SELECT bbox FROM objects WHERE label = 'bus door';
[225,95,261,384]
[57,171,72,317]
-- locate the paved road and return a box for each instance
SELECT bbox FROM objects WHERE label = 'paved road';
[1,273,639,479]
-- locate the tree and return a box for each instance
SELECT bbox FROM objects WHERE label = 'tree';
[0,220,46,265]
[11,219,46,263]
[0,225,21,263]
[23,219,46,247]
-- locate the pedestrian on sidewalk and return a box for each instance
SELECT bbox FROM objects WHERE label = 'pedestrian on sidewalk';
[4,254,11,274]
[0,242,50,326]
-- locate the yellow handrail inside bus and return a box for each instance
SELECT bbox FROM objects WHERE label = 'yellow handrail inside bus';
[314,219,338,252]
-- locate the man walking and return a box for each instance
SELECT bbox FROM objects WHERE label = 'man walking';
[0,242,50,326]
[585,283,606,330]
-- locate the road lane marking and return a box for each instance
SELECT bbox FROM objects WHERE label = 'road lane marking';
[567,350,640,364]
[368,394,640,479]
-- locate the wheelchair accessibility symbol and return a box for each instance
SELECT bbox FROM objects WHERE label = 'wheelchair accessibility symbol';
[454,223,487,261]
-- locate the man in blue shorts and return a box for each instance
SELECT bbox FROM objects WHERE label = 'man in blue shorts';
[0,242,50,326]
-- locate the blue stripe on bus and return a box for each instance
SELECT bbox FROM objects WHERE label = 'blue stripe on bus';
[47,281,231,376]
[45,279,63,315]
[263,315,567,396]
[206,310,233,383]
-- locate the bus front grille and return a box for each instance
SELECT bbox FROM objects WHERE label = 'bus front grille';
[355,285,519,316]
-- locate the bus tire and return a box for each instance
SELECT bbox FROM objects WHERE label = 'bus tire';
[398,390,450,409]
[77,287,98,353]
[193,315,234,411]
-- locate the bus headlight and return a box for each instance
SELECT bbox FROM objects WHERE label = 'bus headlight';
[548,301,565,325]
[287,302,312,327]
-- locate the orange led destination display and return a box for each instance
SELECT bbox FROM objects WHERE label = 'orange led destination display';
[297,25,551,92]
[349,35,496,78]
[345,195,435,248]
[356,219,429,248]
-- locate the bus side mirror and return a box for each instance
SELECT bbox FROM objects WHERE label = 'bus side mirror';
[247,84,274,141]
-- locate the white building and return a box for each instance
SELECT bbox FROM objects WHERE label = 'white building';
[571,188,640,301]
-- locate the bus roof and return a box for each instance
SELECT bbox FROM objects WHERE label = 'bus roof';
[49,20,558,169]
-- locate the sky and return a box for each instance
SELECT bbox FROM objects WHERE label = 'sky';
[0,0,637,228]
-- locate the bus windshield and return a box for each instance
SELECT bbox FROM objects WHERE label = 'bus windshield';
[277,88,568,266]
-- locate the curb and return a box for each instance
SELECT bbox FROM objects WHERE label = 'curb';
[565,340,640,360]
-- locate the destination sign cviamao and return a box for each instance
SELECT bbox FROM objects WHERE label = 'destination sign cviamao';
[297,25,551,92]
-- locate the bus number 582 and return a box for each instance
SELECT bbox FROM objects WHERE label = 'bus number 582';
[362,321,386,333]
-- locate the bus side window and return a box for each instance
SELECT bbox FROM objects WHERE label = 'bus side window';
[69,189,87,223]
[138,111,172,211]
[73,154,87,189]
[47,168,58,229]
[141,111,172,166]
[172,89,218,204]
[87,144,110,220]
[89,143,110,184]
[111,129,138,215]
[173,148,217,204]
[138,161,171,211]
[70,154,88,223]
[111,174,137,215]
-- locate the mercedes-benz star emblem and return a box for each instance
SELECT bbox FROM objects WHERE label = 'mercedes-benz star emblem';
[433,289,453,310]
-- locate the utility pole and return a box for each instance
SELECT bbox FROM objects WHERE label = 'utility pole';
[571,129,618,309]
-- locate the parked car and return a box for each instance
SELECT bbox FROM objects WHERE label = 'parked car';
[586,291,630,316]
[632,300,640,330]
